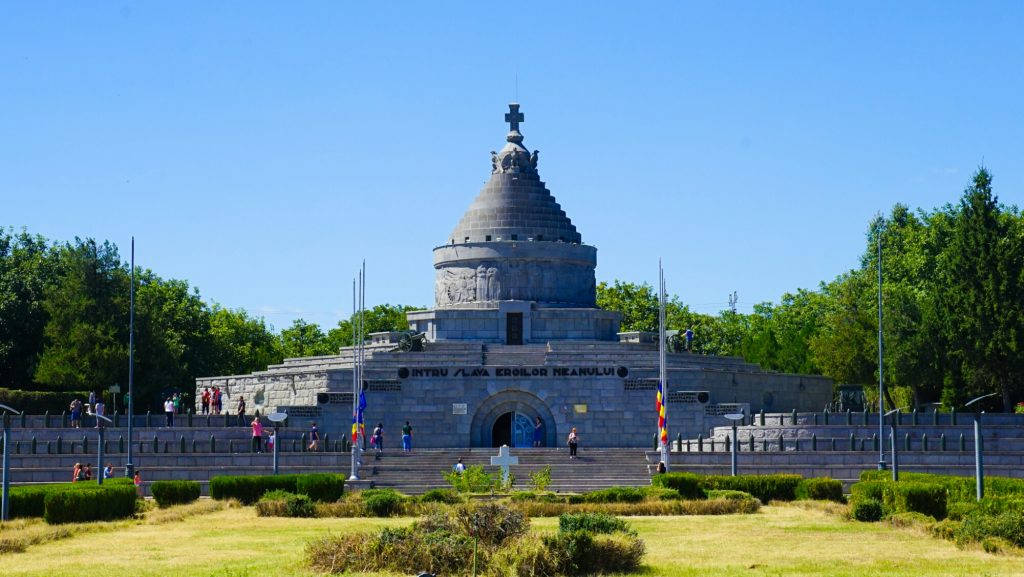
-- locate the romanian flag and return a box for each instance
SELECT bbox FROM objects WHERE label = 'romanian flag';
[656,380,668,446]
[351,391,367,442]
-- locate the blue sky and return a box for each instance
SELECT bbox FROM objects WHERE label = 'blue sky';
[3,3,1023,331]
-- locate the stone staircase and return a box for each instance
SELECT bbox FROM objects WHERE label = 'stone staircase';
[481,344,550,366]
[360,448,654,494]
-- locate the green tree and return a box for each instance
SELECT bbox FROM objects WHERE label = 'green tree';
[596,280,659,332]
[280,319,333,358]
[207,306,282,376]
[0,229,55,388]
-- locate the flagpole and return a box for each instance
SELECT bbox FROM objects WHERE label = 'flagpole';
[349,276,360,481]
[659,260,669,469]
[125,237,136,479]
[359,260,365,448]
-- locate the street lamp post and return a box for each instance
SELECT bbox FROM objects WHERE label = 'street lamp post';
[126,237,136,479]
[884,408,904,482]
[964,393,999,501]
[87,412,114,485]
[1,403,22,521]
[877,217,886,471]
[268,412,288,475]
[723,413,745,477]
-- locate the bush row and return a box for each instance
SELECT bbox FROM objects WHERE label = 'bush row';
[653,473,841,503]
[43,484,138,524]
[209,473,344,504]
[151,480,201,508]
[8,478,133,519]
[859,470,1024,504]
[850,480,947,519]
[0,388,91,414]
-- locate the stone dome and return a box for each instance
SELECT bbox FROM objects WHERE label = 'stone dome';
[432,103,596,309]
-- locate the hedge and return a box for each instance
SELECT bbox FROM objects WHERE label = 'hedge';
[0,388,92,414]
[43,485,138,524]
[699,474,803,503]
[796,478,844,502]
[850,479,947,519]
[210,475,300,504]
[859,470,1024,504]
[650,472,705,499]
[295,473,345,502]
[8,478,133,518]
[151,480,201,508]
[209,474,347,504]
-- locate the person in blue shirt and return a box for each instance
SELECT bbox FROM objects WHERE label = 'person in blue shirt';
[685,327,694,351]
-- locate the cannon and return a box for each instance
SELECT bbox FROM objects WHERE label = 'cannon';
[397,331,426,352]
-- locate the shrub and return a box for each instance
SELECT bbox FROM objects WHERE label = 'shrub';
[796,478,844,502]
[256,490,315,517]
[456,502,529,546]
[890,483,947,520]
[310,526,476,576]
[699,474,802,503]
[981,536,1015,554]
[580,487,645,503]
[361,489,405,517]
[888,511,936,528]
[209,474,298,505]
[0,388,91,413]
[543,530,645,576]
[706,490,757,502]
[651,472,704,499]
[150,480,201,508]
[295,474,345,503]
[956,510,1024,548]
[486,536,558,577]
[43,485,137,524]
[509,491,567,503]
[558,512,632,535]
[947,501,978,521]
[640,486,682,501]
[851,499,884,522]
[444,464,498,493]
[529,466,552,492]
[850,480,887,504]
[8,479,134,519]
[930,518,961,541]
[859,470,1024,505]
[512,497,758,517]
[419,488,463,504]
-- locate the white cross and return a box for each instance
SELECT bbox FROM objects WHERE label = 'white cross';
[490,444,518,485]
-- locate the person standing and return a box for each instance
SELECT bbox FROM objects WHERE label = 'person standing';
[453,457,466,474]
[133,471,143,496]
[237,396,246,427]
[172,393,181,415]
[70,399,82,429]
[88,390,96,411]
[72,462,82,483]
[372,423,384,454]
[308,422,320,451]
[83,463,93,481]
[685,327,694,352]
[201,387,211,415]
[103,463,114,479]
[251,417,264,453]
[401,421,413,452]
[567,427,579,459]
[164,397,174,427]
[533,417,544,447]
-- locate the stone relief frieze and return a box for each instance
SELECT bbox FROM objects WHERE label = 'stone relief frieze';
[435,261,596,307]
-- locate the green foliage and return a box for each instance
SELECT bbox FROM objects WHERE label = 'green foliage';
[0,388,90,414]
[209,474,299,505]
[579,487,646,503]
[444,464,498,493]
[651,472,705,499]
[150,480,201,508]
[851,498,884,522]
[7,478,133,518]
[699,474,803,503]
[706,490,757,502]
[256,490,315,518]
[485,536,558,577]
[543,530,646,576]
[796,478,845,502]
[43,484,138,524]
[294,473,345,503]
[361,488,405,517]
[957,511,1024,548]
[418,488,463,504]
[529,465,552,492]
[558,512,632,535]
[456,502,529,546]
[890,483,947,520]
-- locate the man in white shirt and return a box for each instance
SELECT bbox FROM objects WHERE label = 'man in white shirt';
[164,398,174,427]
[453,457,466,474]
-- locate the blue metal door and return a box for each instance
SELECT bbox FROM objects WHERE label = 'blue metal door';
[512,413,533,448]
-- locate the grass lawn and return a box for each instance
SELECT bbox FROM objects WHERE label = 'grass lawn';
[2,502,1021,577]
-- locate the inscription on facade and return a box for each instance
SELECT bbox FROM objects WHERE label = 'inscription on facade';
[398,366,627,379]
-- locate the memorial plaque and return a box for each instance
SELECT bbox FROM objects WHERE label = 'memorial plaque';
[452,403,468,415]
[574,404,587,414]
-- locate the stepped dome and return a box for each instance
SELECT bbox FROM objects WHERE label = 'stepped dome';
[432,103,596,309]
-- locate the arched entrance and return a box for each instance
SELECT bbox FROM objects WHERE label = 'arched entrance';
[491,411,537,447]
[470,390,557,447]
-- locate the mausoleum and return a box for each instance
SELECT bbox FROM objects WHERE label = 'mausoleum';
[196,104,832,447]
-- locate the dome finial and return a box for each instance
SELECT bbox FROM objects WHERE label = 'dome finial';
[505,103,524,144]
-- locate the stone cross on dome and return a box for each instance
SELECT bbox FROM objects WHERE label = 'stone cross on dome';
[505,103,524,133]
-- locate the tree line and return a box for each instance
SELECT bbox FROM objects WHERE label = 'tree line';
[597,168,1024,412]
[0,231,418,411]
[3,169,1021,412]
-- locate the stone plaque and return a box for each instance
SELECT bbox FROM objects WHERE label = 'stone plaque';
[453,403,468,415]
[574,404,587,414]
